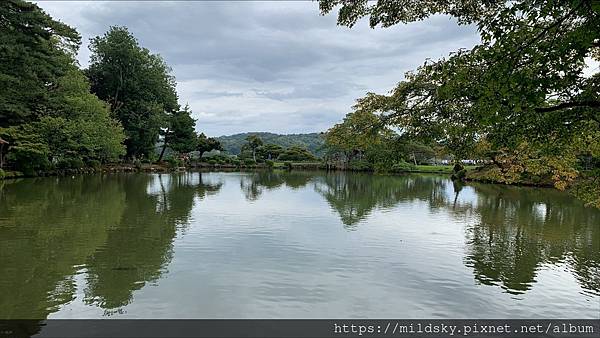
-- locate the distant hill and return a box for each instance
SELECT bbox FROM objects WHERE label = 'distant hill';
[216,132,325,155]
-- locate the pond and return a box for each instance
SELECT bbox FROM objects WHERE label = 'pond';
[0,171,598,319]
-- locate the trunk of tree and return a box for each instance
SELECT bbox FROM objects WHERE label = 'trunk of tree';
[158,143,168,162]
[252,149,256,162]
[158,129,170,162]
[413,152,417,166]
[0,144,4,169]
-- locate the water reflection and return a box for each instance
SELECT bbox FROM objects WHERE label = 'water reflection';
[0,171,598,320]
[0,176,126,319]
[242,171,600,296]
[0,173,223,319]
[83,174,223,314]
[313,173,450,228]
[463,183,600,296]
[239,171,312,201]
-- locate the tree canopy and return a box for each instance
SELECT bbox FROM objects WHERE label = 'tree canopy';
[197,133,223,157]
[320,0,600,201]
[0,0,125,173]
[86,26,179,158]
[244,134,264,162]
[277,146,317,162]
[161,105,197,159]
[0,0,81,127]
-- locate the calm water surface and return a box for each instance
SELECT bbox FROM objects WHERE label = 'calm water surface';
[0,171,598,319]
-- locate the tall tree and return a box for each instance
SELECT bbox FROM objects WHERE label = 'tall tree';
[159,105,197,161]
[86,26,179,159]
[258,143,284,160]
[0,1,126,173]
[245,135,264,162]
[0,68,126,173]
[320,0,600,191]
[324,109,392,165]
[0,0,80,127]
[196,133,223,157]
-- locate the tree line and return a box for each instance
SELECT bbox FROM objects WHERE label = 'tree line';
[216,132,324,156]
[319,0,600,207]
[0,1,223,176]
[200,134,318,167]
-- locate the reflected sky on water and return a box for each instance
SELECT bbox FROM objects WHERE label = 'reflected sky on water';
[0,171,598,319]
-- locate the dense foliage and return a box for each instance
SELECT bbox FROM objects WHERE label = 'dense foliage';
[320,0,600,206]
[0,0,79,127]
[277,146,317,162]
[197,133,223,157]
[158,105,198,161]
[323,109,439,171]
[0,0,125,174]
[86,26,180,159]
[0,2,211,173]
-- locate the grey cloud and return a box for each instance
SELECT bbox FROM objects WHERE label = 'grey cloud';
[192,91,245,99]
[38,1,480,136]
[257,81,366,101]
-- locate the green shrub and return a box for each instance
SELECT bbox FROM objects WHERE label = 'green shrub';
[56,159,68,169]
[277,146,316,162]
[57,157,85,169]
[265,159,275,168]
[284,161,293,170]
[348,159,372,171]
[570,170,600,208]
[208,154,229,164]
[87,159,102,169]
[7,147,50,175]
[453,162,465,173]
[373,161,392,173]
[166,157,180,168]
[0,168,5,179]
[244,159,256,166]
[391,160,417,172]
[451,169,467,180]
[208,159,217,165]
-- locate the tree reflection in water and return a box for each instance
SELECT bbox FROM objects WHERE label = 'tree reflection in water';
[461,183,599,296]
[241,171,599,296]
[314,172,599,296]
[0,173,223,319]
[0,171,597,322]
[83,173,223,314]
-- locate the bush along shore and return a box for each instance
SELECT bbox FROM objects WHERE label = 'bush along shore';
[0,161,323,180]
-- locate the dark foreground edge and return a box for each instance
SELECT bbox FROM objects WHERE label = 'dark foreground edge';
[0,319,598,338]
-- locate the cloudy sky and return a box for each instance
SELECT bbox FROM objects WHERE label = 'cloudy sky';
[37,1,480,137]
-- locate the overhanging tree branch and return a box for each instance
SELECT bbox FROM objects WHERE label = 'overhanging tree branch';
[535,100,600,113]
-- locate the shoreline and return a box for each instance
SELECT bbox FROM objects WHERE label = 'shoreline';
[4,163,596,208]
[0,162,557,189]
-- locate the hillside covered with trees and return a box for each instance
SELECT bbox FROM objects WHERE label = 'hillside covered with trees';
[217,132,324,155]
